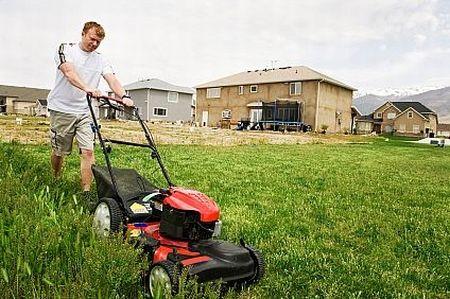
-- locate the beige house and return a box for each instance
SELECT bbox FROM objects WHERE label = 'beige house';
[0,85,50,115]
[195,66,356,133]
[372,102,438,136]
[437,123,450,137]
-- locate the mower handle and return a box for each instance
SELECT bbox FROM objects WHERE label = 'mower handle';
[86,93,136,111]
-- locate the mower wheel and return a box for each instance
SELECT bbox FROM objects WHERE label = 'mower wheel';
[92,198,122,237]
[145,260,179,298]
[244,246,265,285]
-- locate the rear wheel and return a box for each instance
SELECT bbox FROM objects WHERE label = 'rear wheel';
[92,198,122,237]
[246,246,265,284]
[145,260,179,298]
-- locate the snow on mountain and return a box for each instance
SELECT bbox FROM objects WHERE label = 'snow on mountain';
[354,84,447,98]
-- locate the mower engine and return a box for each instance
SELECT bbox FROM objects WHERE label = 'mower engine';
[160,188,222,241]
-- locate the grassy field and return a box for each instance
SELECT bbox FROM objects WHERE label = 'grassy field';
[0,136,449,298]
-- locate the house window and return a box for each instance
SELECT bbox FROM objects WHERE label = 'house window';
[387,112,396,119]
[206,88,221,98]
[153,107,167,117]
[375,112,382,119]
[413,125,420,134]
[290,82,302,95]
[167,91,178,103]
[399,124,406,132]
[238,86,244,95]
[407,111,413,119]
[222,109,232,119]
[250,85,258,93]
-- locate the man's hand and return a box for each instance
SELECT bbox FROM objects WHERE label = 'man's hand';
[85,88,102,98]
[121,97,134,107]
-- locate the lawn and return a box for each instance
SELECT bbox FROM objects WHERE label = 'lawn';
[0,137,449,298]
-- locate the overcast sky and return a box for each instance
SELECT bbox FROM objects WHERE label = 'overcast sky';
[1,0,450,93]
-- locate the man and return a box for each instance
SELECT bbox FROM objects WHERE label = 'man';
[47,21,133,199]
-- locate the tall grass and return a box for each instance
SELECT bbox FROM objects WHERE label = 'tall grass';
[0,142,143,298]
[0,137,449,298]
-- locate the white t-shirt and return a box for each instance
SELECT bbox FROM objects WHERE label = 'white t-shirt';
[47,42,114,114]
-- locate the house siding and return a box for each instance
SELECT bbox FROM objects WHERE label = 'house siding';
[394,110,428,135]
[317,82,353,133]
[149,89,192,122]
[128,89,149,120]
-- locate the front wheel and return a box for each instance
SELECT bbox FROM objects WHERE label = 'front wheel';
[145,260,179,298]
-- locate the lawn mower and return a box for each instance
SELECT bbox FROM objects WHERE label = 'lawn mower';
[86,94,264,297]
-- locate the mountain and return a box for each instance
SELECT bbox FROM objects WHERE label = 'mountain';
[353,86,450,123]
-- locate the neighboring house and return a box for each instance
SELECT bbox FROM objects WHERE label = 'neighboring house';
[372,101,438,136]
[108,78,194,122]
[437,123,450,137]
[351,106,362,133]
[35,99,48,117]
[194,66,357,133]
[355,114,374,134]
[0,84,50,115]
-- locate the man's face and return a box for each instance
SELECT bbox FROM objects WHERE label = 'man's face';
[81,28,103,52]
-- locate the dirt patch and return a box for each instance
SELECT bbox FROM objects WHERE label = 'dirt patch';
[0,115,365,146]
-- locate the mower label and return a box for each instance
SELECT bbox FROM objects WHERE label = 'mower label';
[130,203,148,214]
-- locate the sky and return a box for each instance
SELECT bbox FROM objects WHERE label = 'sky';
[1,0,450,93]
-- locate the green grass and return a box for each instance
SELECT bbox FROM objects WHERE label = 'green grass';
[0,137,449,298]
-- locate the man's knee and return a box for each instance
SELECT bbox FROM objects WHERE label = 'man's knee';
[80,149,95,161]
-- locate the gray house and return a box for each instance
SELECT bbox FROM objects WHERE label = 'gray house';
[110,78,194,122]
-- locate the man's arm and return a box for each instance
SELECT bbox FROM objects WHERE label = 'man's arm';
[103,73,134,106]
[59,62,102,96]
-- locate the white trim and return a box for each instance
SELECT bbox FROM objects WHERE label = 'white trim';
[375,112,382,119]
[153,107,168,117]
[167,91,179,103]
[380,102,401,113]
[396,107,428,121]
[289,82,302,95]
[238,85,244,95]
[250,85,258,93]
[206,87,221,98]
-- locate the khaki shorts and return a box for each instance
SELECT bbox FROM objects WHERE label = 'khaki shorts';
[49,110,94,156]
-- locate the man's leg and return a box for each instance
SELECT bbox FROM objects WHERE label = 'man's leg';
[49,110,75,178]
[51,151,64,178]
[77,113,96,194]
[80,149,95,192]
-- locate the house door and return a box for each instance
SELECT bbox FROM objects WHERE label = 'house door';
[250,109,262,123]
[202,111,208,127]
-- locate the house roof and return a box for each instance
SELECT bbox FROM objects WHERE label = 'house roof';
[351,105,362,117]
[391,102,435,114]
[37,99,47,106]
[0,84,50,102]
[437,123,450,131]
[195,66,357,91]
[355,114,374,122]
[123,78,194,94]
